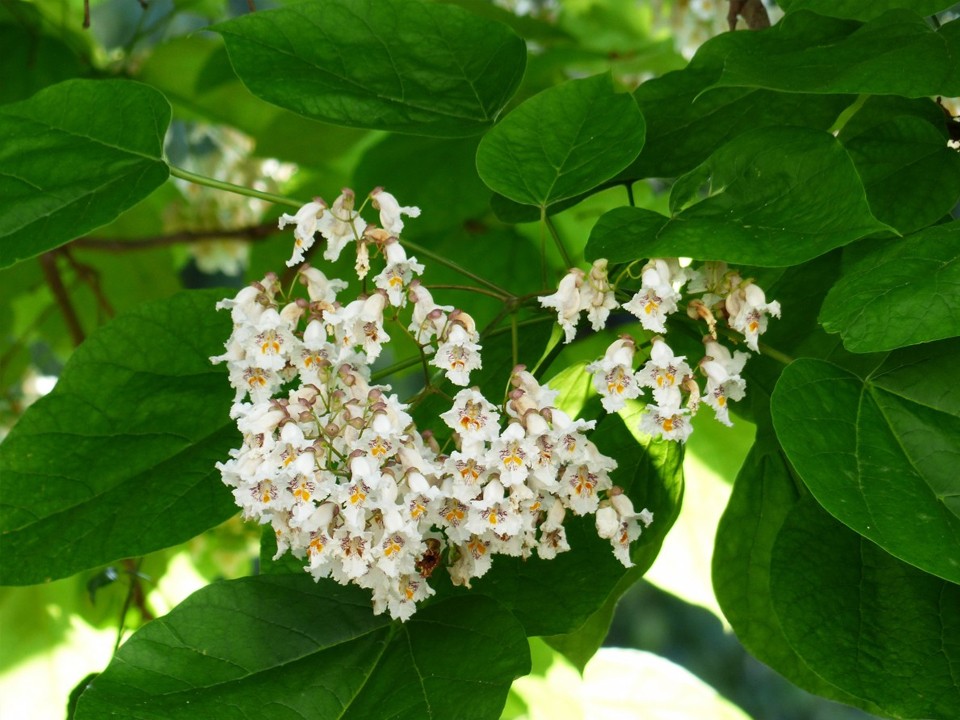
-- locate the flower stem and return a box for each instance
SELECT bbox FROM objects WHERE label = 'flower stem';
[168,165,303,210]
[543,209,573,268]
[401,240,512,298]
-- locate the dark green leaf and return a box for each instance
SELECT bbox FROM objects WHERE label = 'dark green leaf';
[353,135,490,234]
[214,0,526,137]
[476,74,645,207]
[713,10,960,98]
[0,79,171,268]
[0,24,86,104]
[627,32,851,180]
[842,116,960,234]
[770,495,960,718]
[74,575,529,720]
[712,432,880,712]
[778,0,957,21]
[586,127,890,267]
[0,290,238,585]
[771,344,960,584]
[819,223,960,352]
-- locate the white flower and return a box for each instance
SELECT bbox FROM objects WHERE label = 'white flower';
[700,338,749,426]
[440,388,502,451]
[638,338,692,408]
[370,187,420,236]
[623,260,682,333]
[639,402,693,443]
[279,200,327,267]
[579,259,619,332]
[587,337,642,413]
[318,189,367,262]
[726,282,781,352]
[431,322,482,386]
[407,282,452,346]
[373,241,424,307]
[539,268,585,343]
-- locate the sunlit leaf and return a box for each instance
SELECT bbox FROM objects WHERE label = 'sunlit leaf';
[74,575,529,720]
[214,0,526,137]
[0,79,170,268]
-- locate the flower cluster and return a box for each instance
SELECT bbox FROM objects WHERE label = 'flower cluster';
[212,189,651,620]
[541,257,780,441]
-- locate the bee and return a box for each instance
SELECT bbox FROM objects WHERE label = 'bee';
[415,538,443,579]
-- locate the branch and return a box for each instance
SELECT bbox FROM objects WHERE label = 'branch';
[73,222,279,251]
[39,252,85,347]
[61,249,116,319]
[727,0,771,31]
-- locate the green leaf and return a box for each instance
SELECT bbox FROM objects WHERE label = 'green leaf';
[74,575,529,720]
[214,0,526,138]
[713,10,960,98]
[770,495,960,718]
[627,33,852,180]
[0,290,238,585]
[712,432,880,712]
[0,79,171,268]
[819,222,960,352]
[841,116,960,234]
[0,23,86,104]
[771,344,960,584]
[353,134,490,234]
[476,74,645,207]
[586,127,890,267]
[778,0,957,21]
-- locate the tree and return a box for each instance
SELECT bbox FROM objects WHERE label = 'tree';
[1,0,959,718]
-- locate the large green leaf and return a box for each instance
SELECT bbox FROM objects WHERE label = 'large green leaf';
[74,575,529,720]
[713,10,960,98]
[712,432,880,713]
[214,0,526,138]
[585,127,889,267]
[0,79,171,268]
[841,116,960,234]
[0,290,238,585]
[476,74,645,208]
[819,223,960,352]
[771,343,960,584]
[626,33,851,180]
[770,496,960,719]
[0,23,86,104]
[778,0,957,21]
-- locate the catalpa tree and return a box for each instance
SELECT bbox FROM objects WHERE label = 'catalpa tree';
[1,0,959,718]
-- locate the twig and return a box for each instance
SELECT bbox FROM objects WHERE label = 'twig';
[727,0,771,30]
[74,222,278,251]
[39,252,85,347]
[61,249,116,319]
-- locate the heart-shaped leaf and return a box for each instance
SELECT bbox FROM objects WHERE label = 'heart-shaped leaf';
[0,79,171,268]
[770,495,960,719]
[74,575,530,720]
[214,0,526,137]
[819,222,960,352]
[586,127,890,266]
[841,116,960,234]
[476,74,645,208]
[771,343,960,584]
[0,290,237,585]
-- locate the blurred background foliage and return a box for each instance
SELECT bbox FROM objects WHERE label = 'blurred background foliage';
[4,0,949,717]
